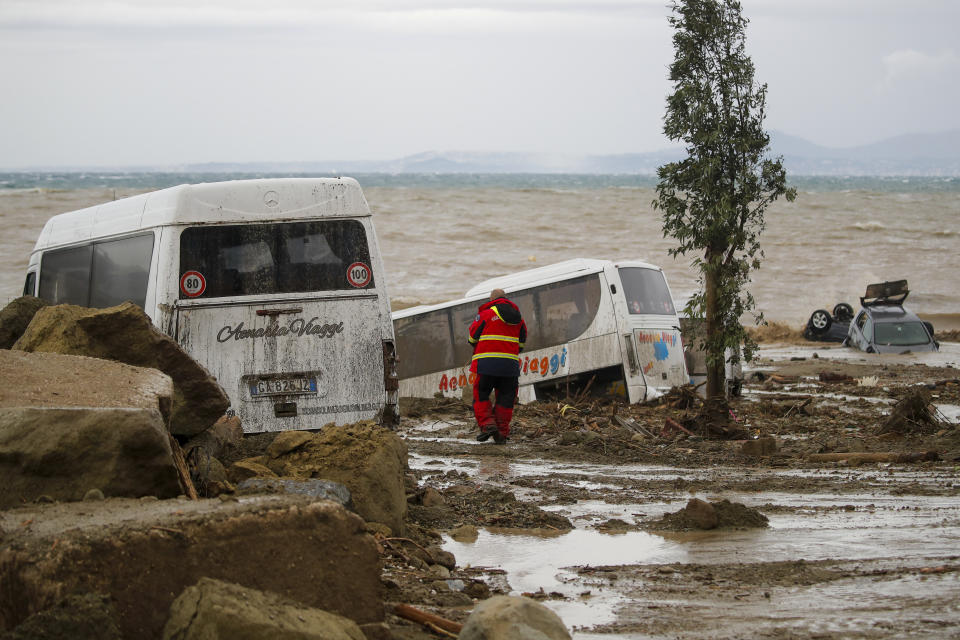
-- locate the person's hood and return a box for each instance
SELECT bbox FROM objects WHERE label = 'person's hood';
[480,297,522,325]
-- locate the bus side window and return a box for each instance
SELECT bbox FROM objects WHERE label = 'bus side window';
[533,276,601,347]
[451,301,482,366]
[39,245,93,306]
[395,308,457,379]
[23,272,36,296]
[90,234,154,309]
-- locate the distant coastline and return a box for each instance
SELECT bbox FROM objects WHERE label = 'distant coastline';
[1,172,957,193]
[4,130,959,180]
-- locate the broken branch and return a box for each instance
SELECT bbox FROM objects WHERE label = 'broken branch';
[393,604,463,634]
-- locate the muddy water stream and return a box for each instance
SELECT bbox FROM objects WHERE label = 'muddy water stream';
[409,448,960,637]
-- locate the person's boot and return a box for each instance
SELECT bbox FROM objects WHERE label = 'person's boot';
[474,400,497,441]
[493,405,513,444]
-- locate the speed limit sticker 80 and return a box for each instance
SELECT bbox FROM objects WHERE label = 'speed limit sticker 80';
[180,271,207,297]
[346,262,372,288]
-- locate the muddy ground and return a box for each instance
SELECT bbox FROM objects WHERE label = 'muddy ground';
[3,340,959,639]
[386,340,960,639]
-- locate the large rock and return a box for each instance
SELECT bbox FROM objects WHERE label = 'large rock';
[0,407,181,508]
[0,296,47,350]
[163,577,366,640]
[12,302,229,436]
[266,422,408,534]
[460,596,571,640]
[237,478,353,508]
[3,593,121,640]
[0,350,173,421]
[0,498,383,638]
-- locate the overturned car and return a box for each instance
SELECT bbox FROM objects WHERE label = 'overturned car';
[803,280,939,353]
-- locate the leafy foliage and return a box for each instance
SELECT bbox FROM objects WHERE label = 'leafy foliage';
[654,0,796,393]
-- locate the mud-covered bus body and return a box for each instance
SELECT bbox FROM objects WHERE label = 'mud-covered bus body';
[23,178,398,432]
[392,259,688,404]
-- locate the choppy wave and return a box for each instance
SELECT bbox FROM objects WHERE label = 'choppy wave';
[2,178,959,323]
[2,172,960,193]
[845,221,888,232]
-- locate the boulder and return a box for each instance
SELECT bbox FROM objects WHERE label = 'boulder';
[227,459,278,484]
[3,593,121,640]
[460,596,571,640]
[0,349,173,422]
[0,407,181,508]
[267,422,408,534]
[183,414,243,461]
[13,302,228,436]
[421,487,446,507]
[266,430,314,458]
[0,296,47,350]
[0,498,383,638]
[163,577,366,640]
[237,478,353,508]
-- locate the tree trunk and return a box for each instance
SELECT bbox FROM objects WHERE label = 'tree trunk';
[704,249,725,402]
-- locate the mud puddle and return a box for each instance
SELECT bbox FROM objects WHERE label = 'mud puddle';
[410,452,960,637]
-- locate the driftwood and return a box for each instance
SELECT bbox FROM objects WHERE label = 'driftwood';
[393,603,463,635]
[663,417,696,437]
[807,451,939,463]
[168,435,199,500]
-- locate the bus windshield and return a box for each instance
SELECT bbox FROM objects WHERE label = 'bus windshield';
[179,220,372,298]
[618,267,675,315]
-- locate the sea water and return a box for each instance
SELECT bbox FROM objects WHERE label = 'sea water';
[1,172,958,326]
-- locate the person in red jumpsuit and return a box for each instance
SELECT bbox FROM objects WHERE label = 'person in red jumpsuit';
[468,288,527,444]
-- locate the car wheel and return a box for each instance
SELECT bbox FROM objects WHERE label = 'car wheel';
[809,309,832,335]
[833,303,854,323]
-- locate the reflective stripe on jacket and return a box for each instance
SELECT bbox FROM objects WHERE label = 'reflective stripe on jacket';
[468,297,528,376]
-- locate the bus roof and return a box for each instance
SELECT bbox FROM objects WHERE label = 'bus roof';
[464,258,661,297]
[31,177,371,253]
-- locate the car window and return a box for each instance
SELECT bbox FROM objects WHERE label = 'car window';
[874,322,931,346]
[855,312,867,331]
[862,315,873,342]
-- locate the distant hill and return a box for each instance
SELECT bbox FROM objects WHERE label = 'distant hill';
[180,130,960,177]
[12,131,957,176]
[769,130,960,175]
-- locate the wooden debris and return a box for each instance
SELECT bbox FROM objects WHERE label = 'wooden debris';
[663,417,696,437]
[393,603,463,634]
[169,434,199,500]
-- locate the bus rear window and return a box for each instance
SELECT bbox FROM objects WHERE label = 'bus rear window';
[179,220,372,298]
[619,267,675,315]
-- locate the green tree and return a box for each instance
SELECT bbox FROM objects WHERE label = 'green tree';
[654,0,796,411]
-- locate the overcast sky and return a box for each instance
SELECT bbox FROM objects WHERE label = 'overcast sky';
[0,0,958,168]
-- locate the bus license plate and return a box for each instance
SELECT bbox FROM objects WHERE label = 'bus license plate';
[250,377,317,397]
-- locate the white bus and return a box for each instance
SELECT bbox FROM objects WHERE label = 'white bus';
[392,259,689,404]
[23,178,398,432]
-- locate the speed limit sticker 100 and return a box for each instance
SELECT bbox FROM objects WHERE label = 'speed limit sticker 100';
[346,262,372,288]
[180,271,207,297]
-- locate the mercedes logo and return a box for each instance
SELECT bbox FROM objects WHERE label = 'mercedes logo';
[263,190,280,207]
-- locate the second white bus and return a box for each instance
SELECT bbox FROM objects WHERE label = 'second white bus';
[392,259,689,404]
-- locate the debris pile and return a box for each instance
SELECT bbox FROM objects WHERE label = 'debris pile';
[650,498,770,531]
[879,388,945,435]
